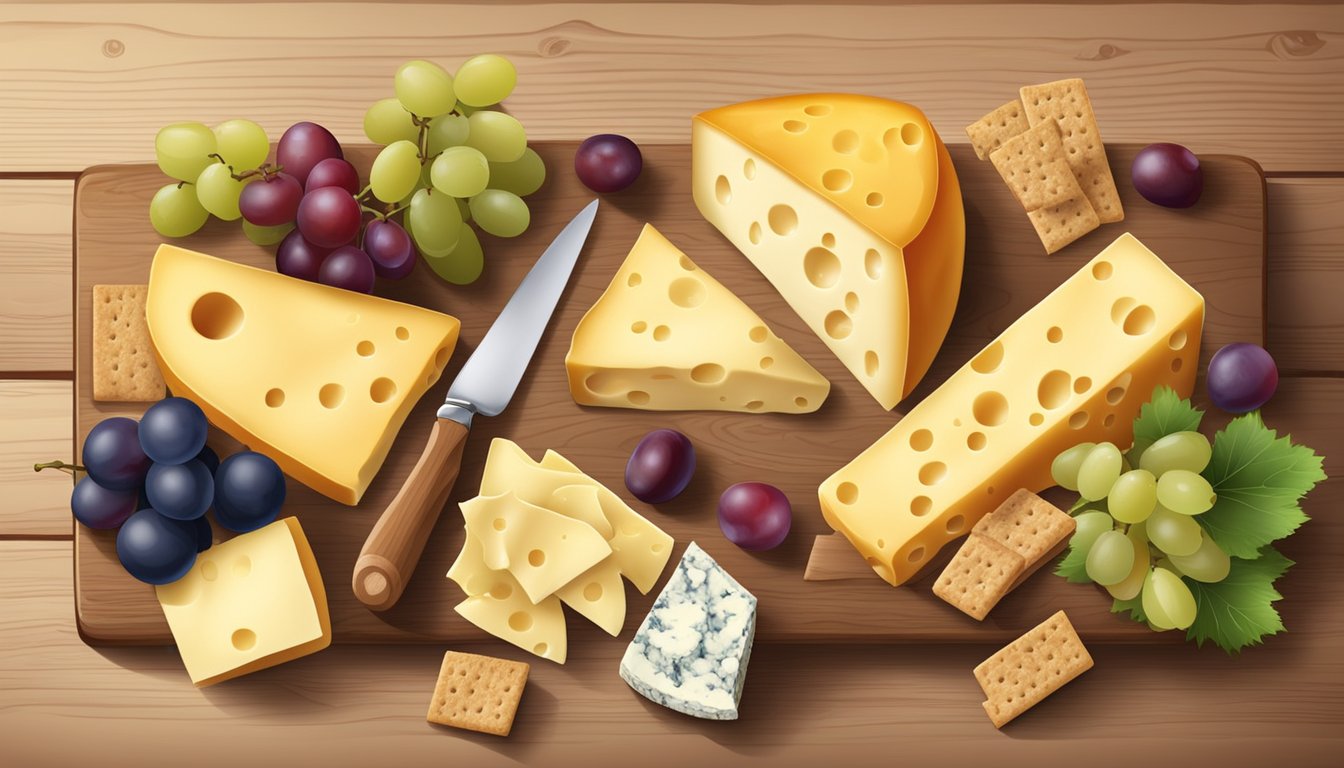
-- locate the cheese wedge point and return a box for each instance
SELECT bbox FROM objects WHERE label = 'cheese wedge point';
[566,224,829,413]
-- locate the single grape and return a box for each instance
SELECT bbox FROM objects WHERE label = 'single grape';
[454,54,517,107]
[145,460,214,521]
[276,122,343,186]
[408,188,463,254]
[364,97,420,145]
[70,476,139,530]
[1138,431,1212,476]
[718,482,791,551]
[470,189,530,238]
[364,219,416,279]
[395,60,456,118]
[1132,143,1202,209]
[212,119,269,170]
[431,146,490,198]
[1050,442,1095,491]
[213,451,286,533]
[1105,522,1151,600]
[238,172,303,227]
[318,245,376,294]
[489,147,546,197]
[1140,567,1176,630]
[575,133,643,193]
[464,111,527,162]
[1207,342,1278,413]
[82,417,152,491]
[242,220,294,246]
[1168,530,1231,583]
[195,162,249,221]
[149,183,210,238]
[625,429,696,504]
[193,515,214,552]
[370,140,424,203]
[1070,510,1113,556]
[1108,469,1158,524]
[139,397,208,465]
[275,229,331,282]
[427,114,470,155]
[296,186,361,249]
[306,157,361,195]
[1148,566,1197,629]
[1146,504,1203,556]
[422,226,484,285]
[116,508,198,585]
[1085,529,1134,586]
[1156,469,1217,515]
[1077,442,1122,502]
[155,122,217,182]
[195,444,220,476]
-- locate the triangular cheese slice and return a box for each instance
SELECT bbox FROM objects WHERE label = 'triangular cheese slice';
[553,557,627,637]
[566,224,830,413]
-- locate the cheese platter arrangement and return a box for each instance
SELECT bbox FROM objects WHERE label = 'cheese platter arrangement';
[62,55,1326,733]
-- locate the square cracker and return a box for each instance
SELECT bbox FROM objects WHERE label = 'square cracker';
[988,119,1084,212]
[972,489,1076,565]
[427,651,529,737]
[1027,195,1100,255]
[1019,79,1124,223]
[933,534,1026,621]
[974,610,1093,728]
[965,99,1031,161]
[92,285,165,402]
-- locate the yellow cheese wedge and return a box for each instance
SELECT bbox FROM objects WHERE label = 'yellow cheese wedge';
[553,557,627,637]
[450,531,569,664]
[145,245,460,505]
[566,224,829,413]
[156,517,330,686]
[818,234,1203,586]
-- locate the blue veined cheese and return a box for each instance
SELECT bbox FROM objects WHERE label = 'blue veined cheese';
[618,542,757,720]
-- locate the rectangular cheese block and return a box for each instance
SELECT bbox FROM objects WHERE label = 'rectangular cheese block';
[819,233,1203,586]
[155,518,330,686]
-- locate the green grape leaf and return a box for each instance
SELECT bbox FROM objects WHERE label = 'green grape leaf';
[1054,546,1092,584]
[1185,548,1294,653]
[1111,594,1148,624]
[1198,411,1326,558]
[1130,385,1204,456]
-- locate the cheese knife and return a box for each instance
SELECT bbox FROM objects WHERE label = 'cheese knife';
[353,199,599,611]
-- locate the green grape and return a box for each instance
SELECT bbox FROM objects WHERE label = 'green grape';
[424,226,484,285]
[431,146,490,198]
[1105,522,1151,600]
[408,188,463,254]
[1077,442,1122,502]
[1146,505,1202,556]
[1168,530,1231,583]
[427,114,471,155]
[489,147,546,197]
[464,111,527,162]
[213,119,269,170]
[1108,469,1157,524]
[195,163,249,221]
[456,196,471,223]
[1147,567,1197,630]
[395,60,456,118]
[1070,511,1113,556]
[149,183,209,238]
[242,220,294,246]
[1085,529,1135,586]
[1051,443,1095,491]
[470,189,530,237]
[1139,431,1212,477]
[370,140,423,204]
[1156,469,1217,515]
[1141,568,1176,630]
[155,122,217,182]
[454,54,518,107]
[364,97,420,145]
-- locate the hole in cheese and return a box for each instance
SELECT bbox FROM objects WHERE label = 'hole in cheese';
[743,159,756,179]
[357,340,375,357]
[749,326,768,343]
[534,642,548,655]
[783,120,807,133]
[492,518,506,531]
[435,346,452,368]
[679,255,696,272]
[1104,414,1117,428]
[973,391,1009,426]
[824,310,852,339]
[1111,297,1136,324]
[1169,330,1188,350]
[832,130,859,154]
[370,377,397,404]
[946,515,966,534]
[967,432,987,451]
[907,546,925,563]
[1069,411,1090,429]
[527,549,546,567]
[715,175,732,204]
[628,390,651,405]
[768,204,798,236]
[864,351,879,377]
[822,168,852,192]
[804,104,831,117]
[865,192,884,207]
[627,273,642,287]
[1093,261,1114,280]
[911,496,932,516]
[508,611,533,632]
[584,371,623,395]
[899,122,923,146]
[668,277,707,308]
[652,325,670,341]
[971,341,1004,374]
[395,326,410,341]
[795,396,809,408]
[1047,326,1063,343]
[864,249,882,280]
[231,628,257,651]
[803,247,842,289]
[1106,372,1132,404]
[319,383,345,409]
[845,292,860,313]
[1029,412,1044,426]
[631,321,647,333]
[909,429,933,451]
[583,582,603,602]
[489,581,512,600]
[190,292,245,340]
[1122,305,1157,336]
[918,461,948,485]
[1037,370,1072,410]
[748,222,762,244]
[836,482,858,504]
[200,560,218,582]
[1171,357,1183,372]
[265,388,285,408]
[759,357,774,369]
[691,363,726,384]
[1074,376,1092,394]
[745,400,764,411]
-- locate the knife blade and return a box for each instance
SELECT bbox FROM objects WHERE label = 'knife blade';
[353,200,599,611]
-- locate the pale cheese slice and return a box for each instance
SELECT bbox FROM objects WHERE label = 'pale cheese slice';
[553,557,627,637]
[551,484,614,539]
[449,529,568,664]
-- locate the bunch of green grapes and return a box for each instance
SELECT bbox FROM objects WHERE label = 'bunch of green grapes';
[1053,432,1228,632]
[363,55,546,284]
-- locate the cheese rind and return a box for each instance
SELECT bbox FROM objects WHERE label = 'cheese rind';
[819,233,1203,586]
[145,245,460,505]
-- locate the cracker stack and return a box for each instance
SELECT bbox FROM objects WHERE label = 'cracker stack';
[974,610,1093,728]
[92,284,165,402]
[426,651,529,737]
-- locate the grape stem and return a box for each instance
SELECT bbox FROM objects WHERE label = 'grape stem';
[34,460,84,480]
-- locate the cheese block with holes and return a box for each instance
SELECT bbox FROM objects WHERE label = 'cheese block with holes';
[566,224,830,413]
[693,94,964,409]
[818,233,1203,586]
[145,245,460,505]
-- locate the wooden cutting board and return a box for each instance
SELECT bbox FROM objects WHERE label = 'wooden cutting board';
[72,142,1266,646]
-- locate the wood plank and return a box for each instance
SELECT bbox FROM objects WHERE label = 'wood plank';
[1267,177,1344,374]
[0,179,73,372]
[71,142,1266,644]
[0,380,73,538]
[0,4,1340,172]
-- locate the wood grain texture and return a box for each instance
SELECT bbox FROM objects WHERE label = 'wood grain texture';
[0,4,1340,173]
[71,142,1264,644]
[0,380,73,537]
[1267,178,1344,374]
[0,180,73,372]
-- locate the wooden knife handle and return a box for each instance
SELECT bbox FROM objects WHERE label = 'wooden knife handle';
[353,417,469,611]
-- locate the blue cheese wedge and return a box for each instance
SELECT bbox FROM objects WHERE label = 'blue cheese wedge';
[618,542,757,720]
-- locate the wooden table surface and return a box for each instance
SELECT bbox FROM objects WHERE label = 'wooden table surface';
[1,2,1341,766]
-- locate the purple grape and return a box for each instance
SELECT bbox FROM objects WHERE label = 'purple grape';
[213,451,286,533]
[575,134,643,193]
[277,122,343,186]
[192,516,214,552]
[276,229,331,282]
[139,396,208,465]
[116,509,198,585]
[82,417,152,491]
[625,429,696,503]
[1207,342,1278,413]
[718,482,792,551]
[363,219,416,279]
[1132,143,1203,208]
[145,459,214,521]
[318,245,376,293]
[306,157,361,195]
[297,186,361,248]
[71,476,139,530]
[239,172,303,226]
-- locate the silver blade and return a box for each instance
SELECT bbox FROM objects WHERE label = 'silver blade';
[442,199,598,418]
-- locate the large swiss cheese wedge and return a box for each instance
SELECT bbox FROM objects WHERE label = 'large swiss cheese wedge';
[145,245,460,505]
[566,224,830,413]
[819,234,1204,586]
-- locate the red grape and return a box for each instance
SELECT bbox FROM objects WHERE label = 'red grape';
[71,476,140,530]
[575,134,643,193]
[277,122,343,186]
[363,219,416,279]
[625,429,696,503]
[1207,342,1278,413]
[297,186,361,248]
[305,157,361,195]
[239,172,303,226]
[82,417,151,491]
[1132,143,1203,208]
[718,482,791,551]
[318,246,376,293]
[275,229,330,282]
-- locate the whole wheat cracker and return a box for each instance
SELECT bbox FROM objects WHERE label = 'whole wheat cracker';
[988,119,1084,212]
[965,99,1031,161]
[427,650,529,737]
[971,489,1076,565]
[973,610,1093,728]
[1026,195,1100,255]
[932,534,1026,621]
[92,285,165,402]
[1019,78,1124,223]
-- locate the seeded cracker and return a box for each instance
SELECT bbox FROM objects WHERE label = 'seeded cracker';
[1019,78,1124,223]
[933,534,1025,621]
[972,489,1076,565]
[974,610,1093,728]
[965,99,1031,161]
[92,285,165,402]
[1027,196,1100,255]
[988,119,1084,211]
[426,651,529,737]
